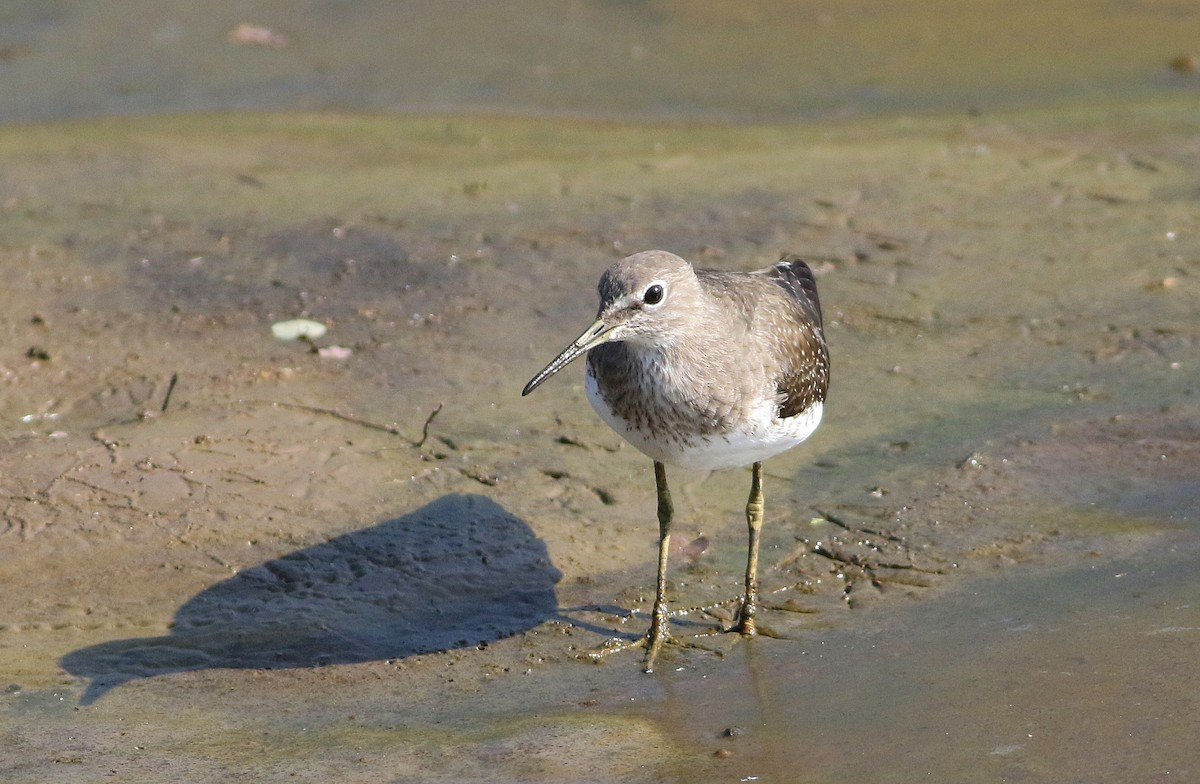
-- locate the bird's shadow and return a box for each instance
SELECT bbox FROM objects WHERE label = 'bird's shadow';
[60,494,562,704]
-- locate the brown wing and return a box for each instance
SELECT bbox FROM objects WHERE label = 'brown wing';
[768,256,830,419]
[769,255,823,327]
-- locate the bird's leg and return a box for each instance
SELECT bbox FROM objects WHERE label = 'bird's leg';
[735,461,764,636]
[644,460,674,671]
[588,460,721,669]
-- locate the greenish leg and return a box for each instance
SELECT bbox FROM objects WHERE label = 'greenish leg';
[589,459,719,669]
[644,460,674,672]
[736,461,764,636]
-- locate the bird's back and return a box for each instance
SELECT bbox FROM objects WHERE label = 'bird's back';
[695,257,828,420]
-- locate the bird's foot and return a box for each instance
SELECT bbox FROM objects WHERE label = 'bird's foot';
[689,595,797,640]
[585,626,722,672]
[733,592,760,636]
[726,611,788,641]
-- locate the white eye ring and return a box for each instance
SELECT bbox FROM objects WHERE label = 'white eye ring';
[642,281,666,307]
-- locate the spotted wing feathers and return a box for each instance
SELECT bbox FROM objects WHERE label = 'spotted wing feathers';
[768,255,829,419]
[769,254,823,327]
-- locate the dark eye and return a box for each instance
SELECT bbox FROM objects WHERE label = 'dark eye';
[643,284,664,306]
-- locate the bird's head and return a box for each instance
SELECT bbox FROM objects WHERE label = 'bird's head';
[522,250,699,395]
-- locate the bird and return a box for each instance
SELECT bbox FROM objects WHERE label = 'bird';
[522,249,829,671]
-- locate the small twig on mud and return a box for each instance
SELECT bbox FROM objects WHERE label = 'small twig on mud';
[240,400,403,436]
[815,508,906,544]
[236,399,446,448]
[64,475,137,505]
[811,541,943,577]
[414,402,444,448]
[161,372,179,413]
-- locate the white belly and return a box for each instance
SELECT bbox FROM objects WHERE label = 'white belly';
[585,367,822,471]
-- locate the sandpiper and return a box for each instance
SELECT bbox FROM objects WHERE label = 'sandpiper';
[523,250,829,671]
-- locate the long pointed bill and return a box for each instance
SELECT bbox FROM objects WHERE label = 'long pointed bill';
[522,317,616,396]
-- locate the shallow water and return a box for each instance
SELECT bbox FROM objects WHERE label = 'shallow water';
[1,3,1199,783]
[651,533,1200,783]
[1,0,1198,124]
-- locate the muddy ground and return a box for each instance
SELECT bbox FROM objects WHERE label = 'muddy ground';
[1,104,1198,781]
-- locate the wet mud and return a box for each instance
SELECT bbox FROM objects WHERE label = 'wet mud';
[1,103,1198,781]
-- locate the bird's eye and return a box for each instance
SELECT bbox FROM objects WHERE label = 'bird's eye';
[643,283,664,306]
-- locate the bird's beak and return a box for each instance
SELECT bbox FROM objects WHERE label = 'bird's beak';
[522,317,616,396]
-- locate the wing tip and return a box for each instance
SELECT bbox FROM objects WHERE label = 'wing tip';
[773,254,823,325]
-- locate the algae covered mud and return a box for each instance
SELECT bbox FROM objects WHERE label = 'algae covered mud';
[2,0,1198,123]
[1,103,1199,781]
